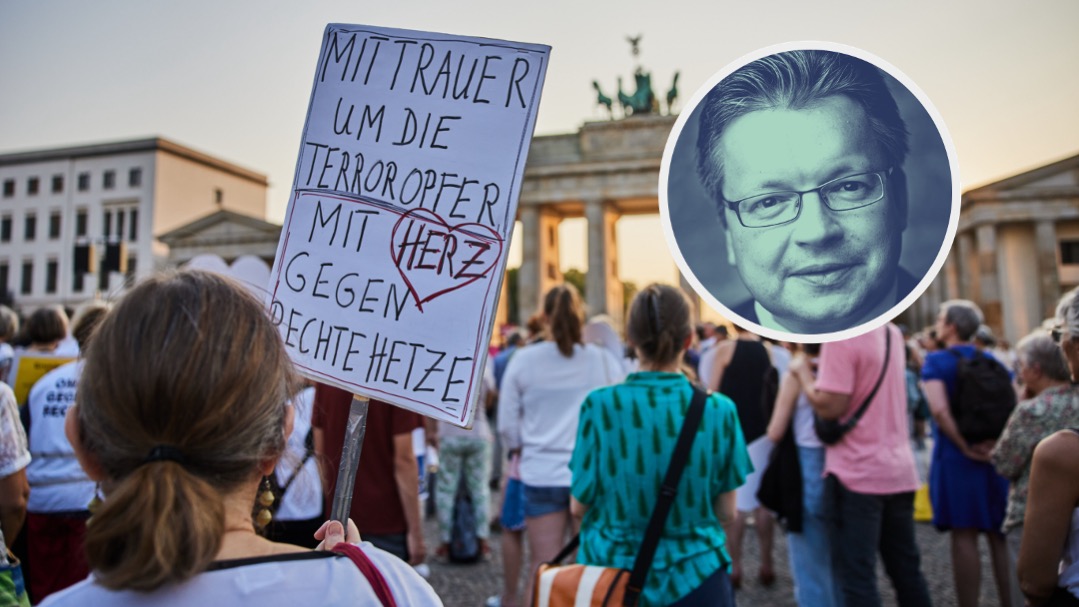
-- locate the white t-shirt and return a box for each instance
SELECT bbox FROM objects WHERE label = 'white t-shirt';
[698,345,719,390]
[792,391,823,449]
[497,342,623,487]
[0,382,30,564]
[39,543,443,606]
[438,360,494,441]
[274,387,322,522]
[26,360,95,513]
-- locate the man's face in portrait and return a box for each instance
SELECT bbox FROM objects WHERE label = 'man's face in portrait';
[715,94,905,332]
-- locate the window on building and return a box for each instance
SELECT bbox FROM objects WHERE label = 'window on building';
[75,209,87,238]
[51,174,64,194]
[214,188,223,205]
[77,172,90,192]
[2,179,13,198]
[129,208,138,241]
[103,211,112,238]
[116,210,125,242]
[24,214,36,241]
[1061,240,1079,265]
[128,168,142,188]
[27,177,39,196]
[126,255,137,282]
[98,261,110,291]
[49,212,61,240]
[103,170,116,190]
[0,263,8,294]
[45,260,58,294]
[0,216,10,243]
[21,261,32,295]
[73,269,84,293]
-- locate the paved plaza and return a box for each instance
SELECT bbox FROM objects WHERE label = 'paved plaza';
[420,512,1007,606]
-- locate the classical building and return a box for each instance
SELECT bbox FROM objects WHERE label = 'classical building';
[0,137,268,310]
[905,152,1079,343]
[516,114,676,325]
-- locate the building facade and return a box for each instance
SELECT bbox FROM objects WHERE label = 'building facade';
[0,137,268,310]
[906,152,1079,343]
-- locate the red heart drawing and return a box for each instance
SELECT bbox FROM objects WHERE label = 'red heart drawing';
[390,208,504,311]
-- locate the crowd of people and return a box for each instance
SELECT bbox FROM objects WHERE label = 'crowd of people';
[1,270,1078,606]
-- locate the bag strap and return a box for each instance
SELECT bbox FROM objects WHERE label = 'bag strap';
[268,428,315,514]
[840,325,892,432]
[623,387,707,607]
[333,542,398,607]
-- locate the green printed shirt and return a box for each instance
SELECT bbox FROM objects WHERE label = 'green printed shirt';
[569,372,751,606]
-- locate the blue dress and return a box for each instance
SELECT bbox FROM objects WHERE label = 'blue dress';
[921,346,1008,532]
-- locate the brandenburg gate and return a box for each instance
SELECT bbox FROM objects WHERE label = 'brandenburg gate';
[511,113,678,326]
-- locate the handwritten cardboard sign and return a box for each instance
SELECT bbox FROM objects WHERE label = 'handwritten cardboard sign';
[268,24,549,427]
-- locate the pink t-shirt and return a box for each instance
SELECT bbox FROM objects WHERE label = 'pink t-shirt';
[815,324,919,495]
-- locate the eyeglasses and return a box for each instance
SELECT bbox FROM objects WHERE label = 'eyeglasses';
[720,169,892,229]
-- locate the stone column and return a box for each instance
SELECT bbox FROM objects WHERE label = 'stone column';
[957,231,974,300]
[517,207,562,321]
[517,207,539,323]
[1035,220,1062,320]
[538,210,562,303]
[585,199,623,325]
[944,249,959,303]
[976,224,1003,331]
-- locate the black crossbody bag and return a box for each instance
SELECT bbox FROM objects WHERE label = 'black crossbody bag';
[813,327,891,445]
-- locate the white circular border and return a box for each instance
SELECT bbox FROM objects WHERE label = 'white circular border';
[659,40,962,344]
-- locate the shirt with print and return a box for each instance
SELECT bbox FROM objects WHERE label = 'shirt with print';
[570,372,751,606]
[991,384,1079,532]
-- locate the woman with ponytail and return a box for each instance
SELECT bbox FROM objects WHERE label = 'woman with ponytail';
[498,284,623,605]
[40,270,440,606]
[569,284,752,606]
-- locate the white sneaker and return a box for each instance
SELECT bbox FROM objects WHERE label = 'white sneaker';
[484,596,501,607]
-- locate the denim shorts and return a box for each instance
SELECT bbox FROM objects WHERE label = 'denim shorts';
[522,484,571,518]
[500,478,527,531]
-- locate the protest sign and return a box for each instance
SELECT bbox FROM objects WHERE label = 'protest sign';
[7,353,76,404]
[269,24,550,427]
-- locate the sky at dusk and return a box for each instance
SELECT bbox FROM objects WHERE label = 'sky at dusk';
[2,0,1077,293]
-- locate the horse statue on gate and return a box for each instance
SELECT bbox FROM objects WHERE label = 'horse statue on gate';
[592,80,613,118]
[617,69,656,117]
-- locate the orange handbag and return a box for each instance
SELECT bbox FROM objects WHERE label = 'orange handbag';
[534,536,629,606]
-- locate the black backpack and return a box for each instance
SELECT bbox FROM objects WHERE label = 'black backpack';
[448,474,480,563]
[947,349,1016,443]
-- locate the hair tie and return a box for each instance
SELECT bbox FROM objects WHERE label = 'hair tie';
[647,289,662,336]
[143,445,186,466]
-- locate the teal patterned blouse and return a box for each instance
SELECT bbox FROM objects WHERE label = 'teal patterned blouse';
[569,372,751,606]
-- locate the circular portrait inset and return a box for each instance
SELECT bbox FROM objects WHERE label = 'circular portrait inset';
[660,42,959,342]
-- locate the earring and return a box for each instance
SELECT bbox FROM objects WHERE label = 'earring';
[255,476,275,529]
[87,484,103,527]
